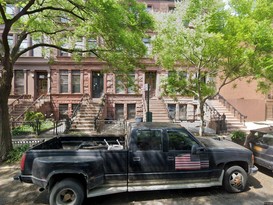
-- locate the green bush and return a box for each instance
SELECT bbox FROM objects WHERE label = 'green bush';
[6,145,29,163]
[231,130,246,142]
[12,120,54,136]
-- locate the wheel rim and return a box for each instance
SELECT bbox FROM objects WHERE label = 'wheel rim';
[56,188,77,205]
[229,171,243,188]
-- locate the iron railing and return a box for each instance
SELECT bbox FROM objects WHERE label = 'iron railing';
[14,94,48,122]
[71,93,90,120]
[204,101,221,120]
[217,94,247,124]
[9,94,30,113]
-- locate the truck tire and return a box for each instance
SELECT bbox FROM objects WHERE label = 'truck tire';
[49,178,84,205]
[223,166,247,193]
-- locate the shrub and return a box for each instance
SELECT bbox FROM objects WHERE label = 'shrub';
[24,111,45,134]
[231,130,246,143]
[6,145,29,163]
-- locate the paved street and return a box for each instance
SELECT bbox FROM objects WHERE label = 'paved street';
[1,164,272,205]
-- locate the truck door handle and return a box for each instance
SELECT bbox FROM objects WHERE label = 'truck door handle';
[133,157,141,162]
[167,156,174,161]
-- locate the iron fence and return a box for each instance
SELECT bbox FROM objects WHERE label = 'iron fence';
[11,119,66,136]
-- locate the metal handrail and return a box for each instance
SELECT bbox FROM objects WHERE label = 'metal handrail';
[217,94,247,124]
[94,94,107,131]
[71,93,89,120]
[14,94,46,121]
[204,101,221,120]
[9,94,29,113]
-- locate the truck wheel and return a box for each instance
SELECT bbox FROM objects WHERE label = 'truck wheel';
[223,166,247,193]
[50,178,84,205]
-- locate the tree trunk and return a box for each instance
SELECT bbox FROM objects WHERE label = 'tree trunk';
[199,101,206,136]
[0,62,13,161]
[0,97,13,161]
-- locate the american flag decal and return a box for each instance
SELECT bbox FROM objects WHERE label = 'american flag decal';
[175,154,209,170]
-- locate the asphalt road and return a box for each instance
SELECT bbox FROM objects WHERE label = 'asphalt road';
[1,165,272,205]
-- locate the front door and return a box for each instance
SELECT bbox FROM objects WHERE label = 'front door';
[92,71,103,98]
[37,72,48,97]
[145,72,156,98]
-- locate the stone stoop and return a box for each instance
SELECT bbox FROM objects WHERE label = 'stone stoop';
[208,99,247,133]
[9,100,35,121]
[148,98,171,122]
[69,101,100,134]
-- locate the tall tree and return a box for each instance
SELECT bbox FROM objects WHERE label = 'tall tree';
[153,0,273,135]
[0,0,153,160]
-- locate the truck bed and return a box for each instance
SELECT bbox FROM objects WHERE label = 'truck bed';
[32,135,126,150]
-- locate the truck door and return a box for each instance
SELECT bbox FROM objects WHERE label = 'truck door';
[166,129,211,180]
[128,129,169,188]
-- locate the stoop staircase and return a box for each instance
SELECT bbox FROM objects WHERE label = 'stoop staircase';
[10,100,35,121]
[148,98,171,122]
[69,100,100,134]
[208,99,247,132]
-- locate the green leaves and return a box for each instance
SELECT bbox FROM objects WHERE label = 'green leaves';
[0,0,153,70]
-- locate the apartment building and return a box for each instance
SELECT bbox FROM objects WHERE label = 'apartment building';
[2,0,270,127]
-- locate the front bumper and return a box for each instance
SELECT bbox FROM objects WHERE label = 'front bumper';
[249,165,258,175]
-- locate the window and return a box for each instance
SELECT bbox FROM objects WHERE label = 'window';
[127,73,136,94]
[168,104,176,120]
[60,43,69,56]
[6,4,15,16]
[146,5,153,12]
[14,70,24,95]
[59,104,68,119]
[115,73,136,94]
[115,104,124,120]
[136,130,162,151]
[179,104,187,121]
[60,70,68,93]
[72,104,78,115]
[167,130,197,150]
[86,38,98,56]
[115,75,125,94]
[8,34,13,46]
[75,38,84,50]
[32,39,42,57]
[72,70,80,93]
[169,6,175,12]
[143,38,152,56]
[127,104,136,120]
[19,38,28,56]
[168,71,187,79]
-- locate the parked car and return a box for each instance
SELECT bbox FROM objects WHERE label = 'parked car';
[15,122,257,205]
[244,127,273,171]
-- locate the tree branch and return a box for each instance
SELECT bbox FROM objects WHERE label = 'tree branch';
[25,6,85,21]
[10,0,35,25]
[0,3,7,22]
[12,43,110,62]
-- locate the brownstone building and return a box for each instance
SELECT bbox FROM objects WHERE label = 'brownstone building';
[3,0,271,133]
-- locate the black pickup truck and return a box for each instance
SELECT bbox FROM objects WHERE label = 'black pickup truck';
[15,122,257,205]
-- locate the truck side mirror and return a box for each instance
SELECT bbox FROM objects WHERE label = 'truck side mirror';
[191,144,204,155]
[191,144,198,155]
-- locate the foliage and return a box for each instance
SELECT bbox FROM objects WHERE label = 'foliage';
[23,111,45,134]
[12,124,33,136]
[24,111,45,122]
[0,0,154,159]
[230,130,246,142]
[152,0,273,135]
[6,144,29,163]
[12,120,54,136]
